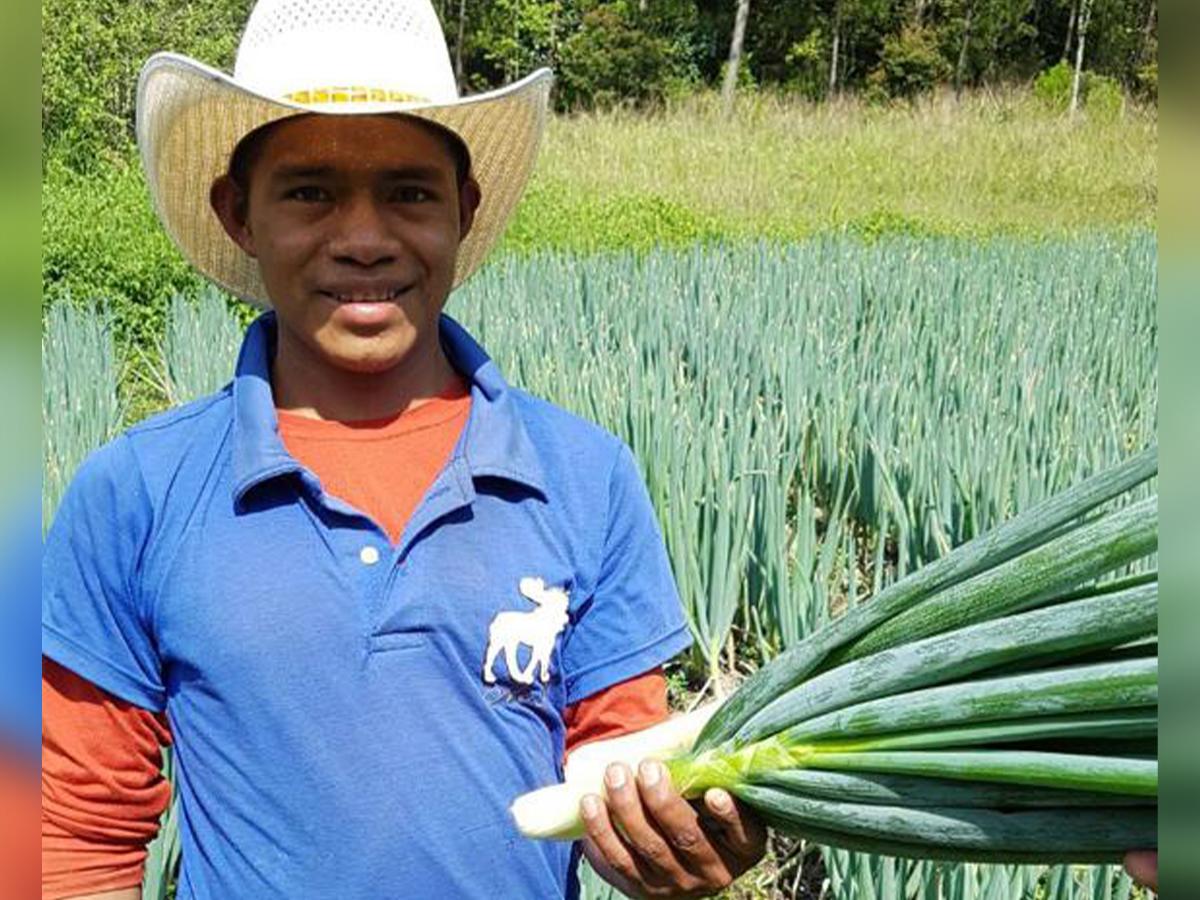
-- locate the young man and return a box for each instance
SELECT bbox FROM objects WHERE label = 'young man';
[41,1,765,897]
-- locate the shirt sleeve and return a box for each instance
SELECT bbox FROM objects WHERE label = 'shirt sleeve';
[563,667,670,761]
[561,443,692,704]
[42,657,172,900]
[42,436,166,711]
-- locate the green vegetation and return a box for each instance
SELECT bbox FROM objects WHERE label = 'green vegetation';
[452,234,1157,684]
[456,233,1157,898]
[43,89,1157,356]
[41,301,123,525]
[42,0,245,170]
[1033,61,1126,119]
[42,0,1158,170]
[509,90,1156,252]
[40,0,1158,354]
[523,463,1160,854]
[42,155,202,350]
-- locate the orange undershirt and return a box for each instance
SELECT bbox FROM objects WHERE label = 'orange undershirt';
[42,378,669,899]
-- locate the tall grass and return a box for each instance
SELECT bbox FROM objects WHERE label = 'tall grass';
[504,89,1157,253]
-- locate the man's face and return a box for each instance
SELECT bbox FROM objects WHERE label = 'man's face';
[212,114,479,375]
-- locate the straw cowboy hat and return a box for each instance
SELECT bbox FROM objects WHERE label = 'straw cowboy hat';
[136,0,552,307]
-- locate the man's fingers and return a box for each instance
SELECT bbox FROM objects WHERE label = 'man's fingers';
[636,761,733,886]
[1123,849,1157,891]
[702,788,768,860]
[579,792,644,889]
[581,834,645,900]
[602,763,681,878]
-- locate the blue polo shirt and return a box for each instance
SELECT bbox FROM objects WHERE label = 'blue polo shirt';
[42,312,692,899]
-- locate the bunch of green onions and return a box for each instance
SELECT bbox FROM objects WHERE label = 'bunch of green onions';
[512,448,1157,862]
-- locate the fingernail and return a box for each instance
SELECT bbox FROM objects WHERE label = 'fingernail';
[606,764,626,790]
[709,790,732,813]
[581,795,600,820]
[640,760,661,787]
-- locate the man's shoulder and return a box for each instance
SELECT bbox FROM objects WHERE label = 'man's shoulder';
[125,384,233,439]
[507,387,625,468]
[90,386,235,500]
[47,387,234,543]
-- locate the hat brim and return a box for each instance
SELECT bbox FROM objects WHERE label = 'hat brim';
[136,53,552,308]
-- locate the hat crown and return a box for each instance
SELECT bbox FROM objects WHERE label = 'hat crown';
[233,0,458,105]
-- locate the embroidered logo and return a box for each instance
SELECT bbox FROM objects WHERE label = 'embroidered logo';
[483,577,569,686]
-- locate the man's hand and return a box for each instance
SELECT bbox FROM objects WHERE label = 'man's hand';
[580,761,767,899]
[1123,850,1157,892]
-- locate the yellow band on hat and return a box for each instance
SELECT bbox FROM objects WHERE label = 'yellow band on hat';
[282,86,431,105]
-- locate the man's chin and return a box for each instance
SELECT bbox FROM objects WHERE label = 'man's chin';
[316,329,420,376]
[326,350,410,376]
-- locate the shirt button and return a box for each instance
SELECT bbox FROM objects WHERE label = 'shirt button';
[359,546,381,566]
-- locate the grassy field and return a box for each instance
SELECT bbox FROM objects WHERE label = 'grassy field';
[504,89,1157,252]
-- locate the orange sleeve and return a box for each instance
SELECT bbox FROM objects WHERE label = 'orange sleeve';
[563,667,670,761]
[0,743,40,900]
[42,657,173,900]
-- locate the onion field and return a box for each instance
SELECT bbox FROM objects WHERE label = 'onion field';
[42,232,1157,899]
[455,236,1157,685]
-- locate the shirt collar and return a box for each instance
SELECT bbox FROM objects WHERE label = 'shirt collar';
[231,312,547,504]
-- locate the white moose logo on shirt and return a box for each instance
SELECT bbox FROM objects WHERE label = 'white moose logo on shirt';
[483,577,570,686]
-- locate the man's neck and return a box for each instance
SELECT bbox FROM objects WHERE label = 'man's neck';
[270,327,460,423]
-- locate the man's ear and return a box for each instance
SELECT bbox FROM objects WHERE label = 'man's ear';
[210,175,258,258]
[458,176,482,243]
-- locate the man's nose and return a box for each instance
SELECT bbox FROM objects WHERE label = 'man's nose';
[327,194,398,267]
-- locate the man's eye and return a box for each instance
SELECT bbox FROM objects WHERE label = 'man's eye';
[285,186,329,202]
[394,186,432,203]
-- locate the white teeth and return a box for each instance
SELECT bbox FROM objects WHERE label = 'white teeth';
[331,288,401,302]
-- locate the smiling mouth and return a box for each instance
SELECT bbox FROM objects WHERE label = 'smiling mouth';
[319,286,411,303]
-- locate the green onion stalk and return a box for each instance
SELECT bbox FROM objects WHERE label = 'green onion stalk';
[511,449,1158,862]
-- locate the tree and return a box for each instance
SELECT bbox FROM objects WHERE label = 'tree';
[1062,0,1077,60]
[42,0,1157,147]
[954,0,976,93]
[830,0,844,93]
[42,0,251,169]
[945,0,1042,89]
[557,5,689,110]
[454,0,468,90]
[1138,0,1156,65]
[721,0,751,115]
[1069,0,1093,113]
[466,0,562,89]
[870,25,950,99]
